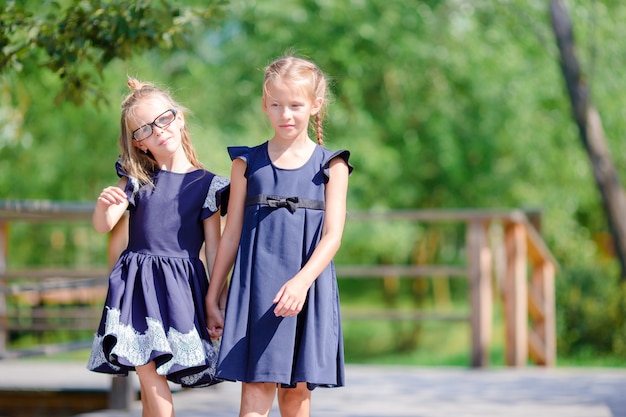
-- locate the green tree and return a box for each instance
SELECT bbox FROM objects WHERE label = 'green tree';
[1,0,226,105]
[0,0,228,201]
[3,0,626,361]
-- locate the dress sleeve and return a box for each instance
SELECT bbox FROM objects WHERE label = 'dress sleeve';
[115,158,140,207]
[227,146,250,163]
[202,174,231,219]
[323,149,353,182]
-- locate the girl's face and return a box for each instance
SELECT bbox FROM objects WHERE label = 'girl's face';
[262,80,322,142]
[130,98,185,158]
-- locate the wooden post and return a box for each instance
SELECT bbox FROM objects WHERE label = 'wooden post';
[504,222,528,366]
[530,261,556,366]
[468,220,492,367]
[0,221,7,357]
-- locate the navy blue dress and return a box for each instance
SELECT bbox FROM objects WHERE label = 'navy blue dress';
[217,142,352,390]
[87,161,229,388]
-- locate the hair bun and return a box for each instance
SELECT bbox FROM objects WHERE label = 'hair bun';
[126,77,150,91]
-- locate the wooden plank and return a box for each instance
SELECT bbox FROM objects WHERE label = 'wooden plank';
[0,269,108,280]
[525,223,559,270]
[527,284,545,322]
[346,208,529,223]
[336,265,468,278]
[528,328,546,365]
[536,262,557,366]
[341,309,469,321]
[7,307,101,319]
[0,200,94,222]
[2,277,106,293]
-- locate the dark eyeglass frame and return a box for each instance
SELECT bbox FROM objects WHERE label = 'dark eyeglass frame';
[132,109,178,142]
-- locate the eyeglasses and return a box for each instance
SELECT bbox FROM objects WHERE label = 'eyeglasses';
[132,109,177,142]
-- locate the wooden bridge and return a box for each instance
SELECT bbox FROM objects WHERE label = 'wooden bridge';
[1,360,626,417]
[0,199,560,415]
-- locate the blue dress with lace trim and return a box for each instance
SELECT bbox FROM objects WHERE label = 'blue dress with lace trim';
[87,160,229,388]
[217,142,353,390]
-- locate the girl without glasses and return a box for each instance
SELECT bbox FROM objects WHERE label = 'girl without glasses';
[206,55,353,417]
[88,78,229,417]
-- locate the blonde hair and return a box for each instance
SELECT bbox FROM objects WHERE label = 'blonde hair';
[263,55,330,145]
[118,78,202,186]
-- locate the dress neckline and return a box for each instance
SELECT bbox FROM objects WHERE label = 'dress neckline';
[265,142,318,171]
[157,168,202,175]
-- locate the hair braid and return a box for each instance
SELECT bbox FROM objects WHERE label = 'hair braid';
[314,113,324,146]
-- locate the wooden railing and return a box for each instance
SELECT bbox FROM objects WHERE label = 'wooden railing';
[0,200,558,368]
[336,209,558,367]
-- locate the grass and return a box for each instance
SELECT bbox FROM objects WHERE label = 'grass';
[8,296,626,368]
[13,328,626,368]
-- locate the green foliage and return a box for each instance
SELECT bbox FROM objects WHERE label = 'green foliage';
[556,262,626,358]
[3,0,626,364]
[7,222,108,268]
[343,320,472,365]
[1,0,227,105]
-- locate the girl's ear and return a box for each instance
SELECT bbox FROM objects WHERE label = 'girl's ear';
[310,97,323,116]
[132,139,146,152]
[177,111,185,129]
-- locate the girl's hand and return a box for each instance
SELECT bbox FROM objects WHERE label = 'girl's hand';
[205,301,225,341]
[273,277,310,317]
[96,186,128,208]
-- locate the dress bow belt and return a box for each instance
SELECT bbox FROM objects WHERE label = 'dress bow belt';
[246,194,325,214]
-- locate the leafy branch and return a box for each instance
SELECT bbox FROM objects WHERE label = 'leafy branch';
[0,0,227,105]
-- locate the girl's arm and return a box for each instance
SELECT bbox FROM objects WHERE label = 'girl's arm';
[205,159,247,339]
[93,177,130,234]
[202,211,228,335]
[273,157,350,317]
[202,210,221,278]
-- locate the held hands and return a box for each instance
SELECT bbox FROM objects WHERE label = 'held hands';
[205,299,225,341]
[273,277,311,317]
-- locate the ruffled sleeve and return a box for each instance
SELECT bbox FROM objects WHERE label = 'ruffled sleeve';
[202,174,230,218]
[227,146,251,164]
[322,149,353,181]
[115,158,141,207]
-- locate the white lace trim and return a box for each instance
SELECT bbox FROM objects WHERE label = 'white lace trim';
[87,307,217,381]
[87,332,121,371]
[180,338,220,386]
[204,175,230,212]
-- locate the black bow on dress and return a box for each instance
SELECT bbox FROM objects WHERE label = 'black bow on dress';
[266,196,299,214]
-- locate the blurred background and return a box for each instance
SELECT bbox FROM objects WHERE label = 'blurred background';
[2,0,626,367]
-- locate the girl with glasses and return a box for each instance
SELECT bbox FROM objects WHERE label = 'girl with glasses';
[87,78,229,417]
[206,55,353,417]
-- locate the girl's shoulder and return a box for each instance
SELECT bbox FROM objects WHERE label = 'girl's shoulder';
[201,170,230,216]
[318,146,354,176]
[227,142,267,163]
